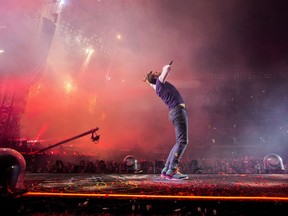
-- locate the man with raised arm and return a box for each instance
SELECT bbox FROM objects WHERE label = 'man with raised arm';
[144,62,189,180]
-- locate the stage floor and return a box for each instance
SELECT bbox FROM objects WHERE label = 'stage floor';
[24,173,288,198]
[2,173,288,215]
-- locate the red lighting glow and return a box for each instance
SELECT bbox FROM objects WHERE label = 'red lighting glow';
[24,192,288,202]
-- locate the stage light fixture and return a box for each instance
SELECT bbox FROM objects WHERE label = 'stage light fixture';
[263,153,285,174]
[123,155,138,174]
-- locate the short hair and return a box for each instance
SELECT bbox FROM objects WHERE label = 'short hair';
[146,71,156,84]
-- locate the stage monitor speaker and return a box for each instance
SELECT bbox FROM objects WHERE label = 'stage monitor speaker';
[0,148,27,196]
[263,153,285,174]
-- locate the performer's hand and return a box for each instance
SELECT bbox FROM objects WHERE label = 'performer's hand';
[162,64,171,71]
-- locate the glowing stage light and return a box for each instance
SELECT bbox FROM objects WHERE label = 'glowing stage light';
[55,0,65,15]
[116,34,122,40]
[80,47,94,73]
[64,80,75,94]
[24,192,288,202]
[85,47,94,55]
[0,49,4,53]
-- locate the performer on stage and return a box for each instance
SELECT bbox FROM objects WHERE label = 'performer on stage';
[144,62,189,180]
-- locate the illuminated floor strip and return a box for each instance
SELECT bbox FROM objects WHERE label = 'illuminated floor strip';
[24,192,288,202]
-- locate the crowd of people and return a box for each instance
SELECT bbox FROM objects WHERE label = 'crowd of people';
[25,153,287,175]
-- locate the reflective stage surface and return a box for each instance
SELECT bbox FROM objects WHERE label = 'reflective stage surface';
[1,173,288,215]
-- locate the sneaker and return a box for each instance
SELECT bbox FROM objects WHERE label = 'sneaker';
[160,167,167,179]
[166,169,188,180]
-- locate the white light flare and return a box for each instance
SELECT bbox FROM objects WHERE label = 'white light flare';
[116,34,122,40]
[64,80,75,95]
[86,47,94,55]
[57,0,65,13]
[81,47,94,73]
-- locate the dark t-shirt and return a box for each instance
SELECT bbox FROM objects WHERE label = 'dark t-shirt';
[156,79,184,110]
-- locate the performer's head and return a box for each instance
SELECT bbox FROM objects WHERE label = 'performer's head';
[145,71,160,84]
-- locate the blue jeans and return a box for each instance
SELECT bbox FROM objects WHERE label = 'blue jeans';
[164,106,189,172]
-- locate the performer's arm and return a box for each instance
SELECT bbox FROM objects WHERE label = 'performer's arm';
[158,64,171,83]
